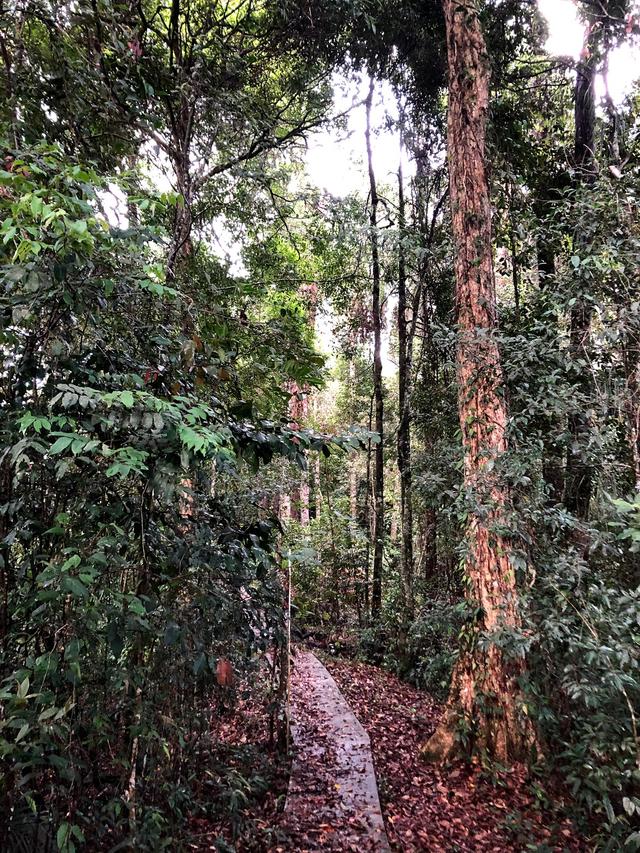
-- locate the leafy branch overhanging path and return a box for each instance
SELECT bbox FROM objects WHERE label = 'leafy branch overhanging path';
[282,650,391,852]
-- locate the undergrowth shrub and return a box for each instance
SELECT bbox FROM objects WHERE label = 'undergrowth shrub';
[286,497,369,632]
[404,601,467,699]
[529,551,640,850]
[355,598,466,700]
[0,142,327,851]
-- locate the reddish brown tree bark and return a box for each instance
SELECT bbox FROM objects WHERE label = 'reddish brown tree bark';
[424,0,535,763]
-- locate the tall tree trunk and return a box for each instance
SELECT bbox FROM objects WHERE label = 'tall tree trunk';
[167,144,195,278]
[410,157,446,584]
[537,239,566,503]
[363,397,374,621]
[424,0,535,763]
[622,312,640,492]
[287,380,308,524]
[508,181,520,321]
[366,80,385,619]
[397,150,415,617]
[625,367,640,493]
[564,26,597,519]
[314,453,322,518]
[422,508,438,580]
[349,459,359,535]
[0,452,11,649]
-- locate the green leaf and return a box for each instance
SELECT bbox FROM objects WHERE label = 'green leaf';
[603,795,615,824]
[179,425,205,452]
[57,822,70,852]
[61,555,81,571]
[120,390,135,409]
[127,596,146,616]
[49,435,74,454]
[61,576,89,597]
[16,722,30,742]
[106,463,128,478]
[39,705,60,722]
[69,219,88,236]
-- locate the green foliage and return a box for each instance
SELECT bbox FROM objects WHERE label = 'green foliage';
[2,0,640,848]
[612,493,640,553]
[403,602,467,699]
[353,596,468,701]
[0,139,340,847]
[528,556,640,849]
[286,464,370,630]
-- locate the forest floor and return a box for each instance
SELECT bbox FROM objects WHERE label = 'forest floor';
[322,655,586,853]
[191,652,586,852]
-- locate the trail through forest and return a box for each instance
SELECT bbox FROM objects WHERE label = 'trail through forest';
[280,650,390,852]
[280,651,586,853]
[2,0,640,849]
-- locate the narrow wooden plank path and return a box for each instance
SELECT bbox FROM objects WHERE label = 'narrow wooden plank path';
[281,650,391,852]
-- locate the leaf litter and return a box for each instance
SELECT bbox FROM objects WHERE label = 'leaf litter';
[323,655,586,853]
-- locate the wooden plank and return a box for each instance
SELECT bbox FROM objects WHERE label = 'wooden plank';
[283,650,391,852]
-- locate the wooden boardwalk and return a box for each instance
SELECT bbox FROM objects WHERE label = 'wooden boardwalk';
[282,650,391,852]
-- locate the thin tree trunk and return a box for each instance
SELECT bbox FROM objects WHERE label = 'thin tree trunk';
[349,461,358,533]
[397,146,415,618]
[622,321,640,492]
[537,240,566,503]
[363,398,373,621]
[410,158,445,585]
[324,471,341,622]
[564,26,597,519]
[289,488,302,523]
[365,79,384,619]
[298,475,310,526]
[0,450,11,649]
[280,493,292,522]
[315,453,322,517]
[422,508,437,580]
[508,181,520,321]
[168,154,194,278]
[348,367,359,533]
[389,495,399,544]
[424,0,536,764]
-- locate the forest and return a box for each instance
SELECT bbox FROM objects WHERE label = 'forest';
[1,0,640,850]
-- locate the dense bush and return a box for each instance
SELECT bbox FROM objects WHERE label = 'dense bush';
[0,143,332,850]
[528,549,640,848]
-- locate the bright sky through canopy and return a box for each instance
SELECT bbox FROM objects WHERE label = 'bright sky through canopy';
[308,0,639,376]
[306,0,639,198]
[539,0,638,102]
